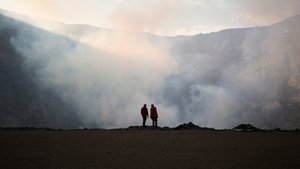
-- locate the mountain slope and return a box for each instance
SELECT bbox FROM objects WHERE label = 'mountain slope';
[0,14,81,128]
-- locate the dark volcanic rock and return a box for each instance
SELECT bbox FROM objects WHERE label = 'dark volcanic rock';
[175,122,201,130]
[127,126,165,130]
[233,124,261,132]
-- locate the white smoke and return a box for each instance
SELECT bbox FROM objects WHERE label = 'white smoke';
[163,17,300,129]
[9,2,180,128]
[4,2,300,129]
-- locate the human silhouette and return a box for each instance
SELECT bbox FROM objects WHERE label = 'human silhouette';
[150,104,158,127]
[141,104,148,128]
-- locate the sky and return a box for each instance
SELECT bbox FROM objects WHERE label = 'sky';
[1,0,300,36]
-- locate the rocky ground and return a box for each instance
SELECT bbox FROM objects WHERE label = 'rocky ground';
[0,127,299,169]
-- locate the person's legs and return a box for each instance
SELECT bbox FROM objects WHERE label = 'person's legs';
[152,119,154,127]
[142,117,146,128]
[154,119,157,127]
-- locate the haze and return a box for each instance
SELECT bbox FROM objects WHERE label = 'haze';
[0,0,300,129]
[1,0,300,35]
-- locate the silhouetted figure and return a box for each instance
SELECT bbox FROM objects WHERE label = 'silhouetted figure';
[141,104,148,128]
[150,104,158,127]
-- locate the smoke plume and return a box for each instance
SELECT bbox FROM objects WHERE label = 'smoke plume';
[8,2,179,128]
[3,2,300,129]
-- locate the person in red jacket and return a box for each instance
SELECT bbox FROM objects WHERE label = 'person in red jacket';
[141,104,148,128]
[150,104,158,127]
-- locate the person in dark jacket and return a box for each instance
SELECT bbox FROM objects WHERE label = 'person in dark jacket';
[141,104,148,128]
[150,104,158,127]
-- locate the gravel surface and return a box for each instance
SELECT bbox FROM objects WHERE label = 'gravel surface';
[1,129,299,169]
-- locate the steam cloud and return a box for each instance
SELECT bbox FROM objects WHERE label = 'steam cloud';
[9,3,179,128]
[5,1,300,129]
[163,18,300,129]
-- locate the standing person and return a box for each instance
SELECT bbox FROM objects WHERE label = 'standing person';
[141,104,148,128]
[150,104,158,127]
